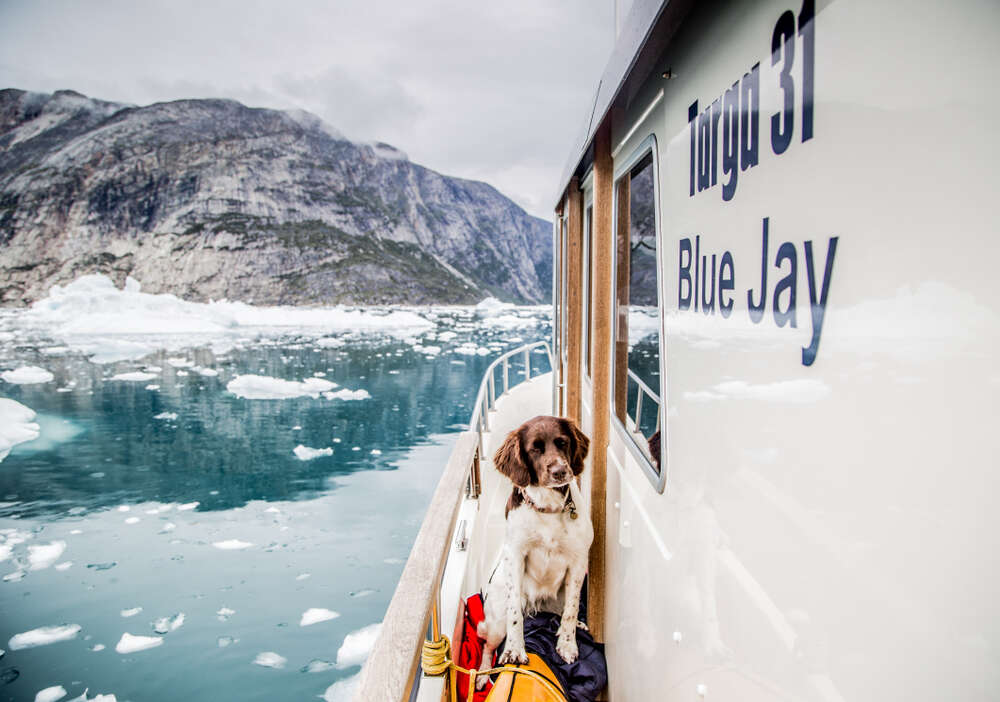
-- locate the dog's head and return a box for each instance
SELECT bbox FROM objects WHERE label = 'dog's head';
[493,416,590,488]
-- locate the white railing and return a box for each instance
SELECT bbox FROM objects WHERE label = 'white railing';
[627,367,661,438]
[355,340,552,702]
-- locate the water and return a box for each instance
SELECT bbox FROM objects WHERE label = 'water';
[0,306,550,702]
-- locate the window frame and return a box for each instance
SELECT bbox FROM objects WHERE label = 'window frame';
[610,134,667,493]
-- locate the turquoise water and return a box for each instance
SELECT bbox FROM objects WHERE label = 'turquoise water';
[0,308,549,702]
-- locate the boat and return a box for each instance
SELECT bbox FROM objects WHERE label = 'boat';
[356,0,1000,699]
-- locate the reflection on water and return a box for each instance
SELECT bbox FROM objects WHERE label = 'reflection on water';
[0,308,550,701]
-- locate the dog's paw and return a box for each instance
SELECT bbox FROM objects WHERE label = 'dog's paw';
[475,672,490,690]
[498,647,529,666]
[556,634,578,664]
[576,620,589,631]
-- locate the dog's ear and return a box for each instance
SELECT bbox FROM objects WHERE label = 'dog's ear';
[561,418,590,475]
[494,427,531,487]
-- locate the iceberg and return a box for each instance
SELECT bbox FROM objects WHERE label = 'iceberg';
[0,398,40,462]
[336,622,382,668]
[8,624,82,650]
[299,608,340,626]
[114,633,162,654]
[227,375,335,400]
[293,445,333,461]
[1,366,54,384]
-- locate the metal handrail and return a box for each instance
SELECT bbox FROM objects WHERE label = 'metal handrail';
[468,340,552,496]
[354,340,553,702]
[627,367,661,436]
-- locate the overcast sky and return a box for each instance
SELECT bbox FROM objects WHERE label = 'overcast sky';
[0,0,615,220]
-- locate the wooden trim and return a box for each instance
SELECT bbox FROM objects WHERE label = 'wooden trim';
[587,116,614,643]
[613,176,631,422]
[355,432,479,702]
[565,177,584,423]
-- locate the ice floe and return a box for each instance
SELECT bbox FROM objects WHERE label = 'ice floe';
[336,622,382,668]
[226,375,335,400]
[253,651,287,669]
[213,539,253,550]
[120,607,142,618]
[176,502,199,511]
[302,659,335,673]
[152,613,184,633]
[293,445,333,461]
[323,673,360,701]
[216,607,235,621]
[217,636,237,648]
[28,541,67,570]
[300,608,340,626]
[67,689,116,702]
[115,632,162,653]
[323,388,370,401]
[55,562,73,571]
[154,412,178,420]
[1,366,54,384]
[0,397,40,462]
[109,371,158,382]
[8,624,82,650]
[34,685,67,702]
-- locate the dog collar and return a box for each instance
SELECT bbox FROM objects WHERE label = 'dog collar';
[518,486,578,519]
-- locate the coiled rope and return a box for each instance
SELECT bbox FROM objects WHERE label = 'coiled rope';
[421,635,567,702]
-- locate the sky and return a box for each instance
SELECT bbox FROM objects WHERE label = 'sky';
[0,0,616,220]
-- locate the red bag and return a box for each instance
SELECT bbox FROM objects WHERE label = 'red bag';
[455,593,492,701]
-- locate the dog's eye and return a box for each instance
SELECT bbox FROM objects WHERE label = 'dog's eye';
[554,438,567,449]
[531,440,544,452]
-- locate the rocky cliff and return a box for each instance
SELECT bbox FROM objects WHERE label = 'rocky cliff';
[0,89,552,306]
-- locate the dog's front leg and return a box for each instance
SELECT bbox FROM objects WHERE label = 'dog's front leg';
[556,560,586,663]
[497,545,529,666]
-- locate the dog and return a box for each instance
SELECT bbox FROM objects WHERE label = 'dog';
[477,415,593,681]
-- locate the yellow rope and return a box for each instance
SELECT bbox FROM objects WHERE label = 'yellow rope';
[421,635,567,702]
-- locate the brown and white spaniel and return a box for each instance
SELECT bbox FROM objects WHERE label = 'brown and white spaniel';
[477,415,593,679]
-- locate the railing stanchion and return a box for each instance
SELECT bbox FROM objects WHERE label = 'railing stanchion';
[503,358,509,394]
[635,385,643,433]
[525,348,531,379]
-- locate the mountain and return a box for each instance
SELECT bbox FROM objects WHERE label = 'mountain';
[0,89,552,306]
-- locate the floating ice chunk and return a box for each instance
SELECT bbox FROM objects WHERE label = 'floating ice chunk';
[109,372,157,382]
[29,541,67,570]
[293,445,332,461]
[217,636,238,648]
[370,449,382,456]
[55,562,73,571]
[475,297,515,316]
[160,523,176,533]
[349,588,376,598]
[196,368,219,377]
[437,331,457,342]
[213,539,252,550]
[176,502,199,511]
[253,651,286,669]
[153,412,178,421]
[291,425,302,431]
[117,506,130,512]
[1,366,54,384]
[89,644,105,652]
[316,337,345,348]
[120,607,142,618]
[216,607,235,621]
[124,517,140,525]
[264,507,280,514]
[175,370,189,377]
[86,562,116,571]
[70,529,82,535]
[66,689,116,702]
[115,632,162,653]
[323,389,370,401]
[3,570,25,582]
[145,385,159,391]
[336,622,382,668]
[166,358,194,368]
[9,624,82,650]
[322,674,360,702]
[296,573,311,581]
[0,398,40,462]
[0,545,11,562]
[34,685,67,702]
[226,375,335,400]
[152,613,184,633]
[302,659,335,673]
[300,608,340,626]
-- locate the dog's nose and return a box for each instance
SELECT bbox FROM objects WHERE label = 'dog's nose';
[551,467,569,482]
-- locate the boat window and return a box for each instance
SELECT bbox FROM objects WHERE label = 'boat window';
[613,148,661,472]
[584,204,593,379]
